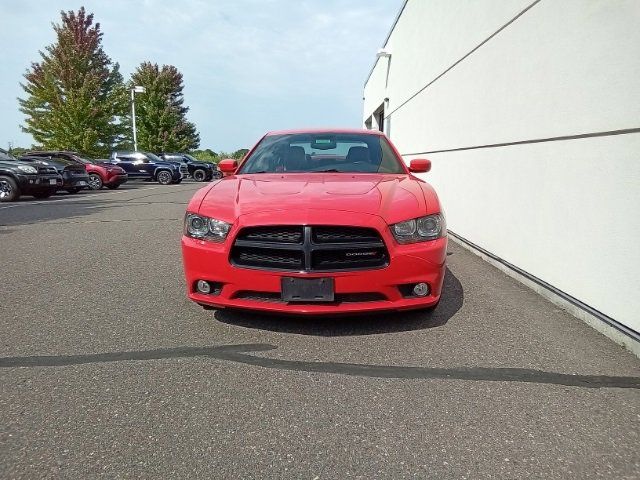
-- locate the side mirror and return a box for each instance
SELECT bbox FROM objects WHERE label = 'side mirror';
[218,158,238,175]
[409,158,431,173]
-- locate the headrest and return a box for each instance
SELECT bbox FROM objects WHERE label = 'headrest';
[285,146,306,171]
[346,146,370,163]
[288,146,306,162]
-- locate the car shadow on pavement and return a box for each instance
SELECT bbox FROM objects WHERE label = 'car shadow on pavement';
[214,267,464,336]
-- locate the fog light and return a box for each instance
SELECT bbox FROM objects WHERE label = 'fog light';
[196,280,211,294]
[413,282,429,297]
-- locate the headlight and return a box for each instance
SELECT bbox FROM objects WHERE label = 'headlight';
[17,165,37,174]
[184,213,231,242]
[391,213,446,244]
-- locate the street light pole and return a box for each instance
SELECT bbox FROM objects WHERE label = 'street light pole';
[130,86,145,151]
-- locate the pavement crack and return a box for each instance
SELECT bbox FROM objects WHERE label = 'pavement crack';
[1,343,638,390]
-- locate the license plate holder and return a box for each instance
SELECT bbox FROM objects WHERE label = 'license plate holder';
[281,277,334,302]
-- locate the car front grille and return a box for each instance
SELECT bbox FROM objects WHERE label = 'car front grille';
[230,225,389,272]
[37,166,58,175]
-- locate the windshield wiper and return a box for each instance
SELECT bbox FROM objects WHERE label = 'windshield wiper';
[315,169,341,173]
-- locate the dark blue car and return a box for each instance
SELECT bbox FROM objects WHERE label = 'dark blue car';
[109,151,182,185]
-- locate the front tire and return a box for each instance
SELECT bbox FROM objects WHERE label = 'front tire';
[88,173,103,190]
[192,169,207,182]
[0,176,19,202]
[156,170,173,185]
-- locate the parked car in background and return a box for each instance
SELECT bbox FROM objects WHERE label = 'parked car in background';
[158,153,222,181]
[109,151,182,185]
[0,149,62,202]
[26,151,128,190]
[17,154,89,194]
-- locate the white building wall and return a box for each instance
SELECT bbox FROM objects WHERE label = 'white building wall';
[364,0,640,335]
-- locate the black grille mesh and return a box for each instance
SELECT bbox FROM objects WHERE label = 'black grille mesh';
[233,291,386,303]
[239,226,303,244]
[235,248,303,269]
[37,166,58,175]
[313,226,381,243]
[312,248,387,270]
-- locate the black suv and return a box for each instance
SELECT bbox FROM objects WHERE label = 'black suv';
[157,153,221,181]
[0,149,62,202]
[109,151,182,185]
[17,154,89,194]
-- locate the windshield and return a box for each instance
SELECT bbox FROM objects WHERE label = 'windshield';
[238,133,405,174]
[0,150,17,161]
[23,156,74,166]
[145,152,165,162]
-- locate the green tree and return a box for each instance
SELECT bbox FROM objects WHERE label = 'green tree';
[7,146,29,157]
[18,7,127,157]
[191,148,219,163]
[232,148,249,160]
[129,62,200,152]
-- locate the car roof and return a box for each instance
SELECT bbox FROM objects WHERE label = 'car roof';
[27,150,78,155]
[20,154,63,160]
[265,128,385,136]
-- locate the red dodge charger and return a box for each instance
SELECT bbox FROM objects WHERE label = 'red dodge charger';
[181,129,447,314]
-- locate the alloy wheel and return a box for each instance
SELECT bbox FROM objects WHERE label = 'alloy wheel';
[0,180,12,199]
[88,174,103,190]
[157,171,172,185]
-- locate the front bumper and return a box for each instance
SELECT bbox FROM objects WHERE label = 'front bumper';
[182,212,447,314]
[62,172,90,189]
[16,173,63,192]
[104,172,128,186]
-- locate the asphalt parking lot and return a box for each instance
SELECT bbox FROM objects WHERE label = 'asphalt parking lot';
[1,183,639,479]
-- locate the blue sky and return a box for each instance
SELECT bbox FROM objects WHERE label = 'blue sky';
[0,0,402,152]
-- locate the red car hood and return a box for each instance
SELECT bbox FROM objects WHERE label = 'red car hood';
[197,173,434,225]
